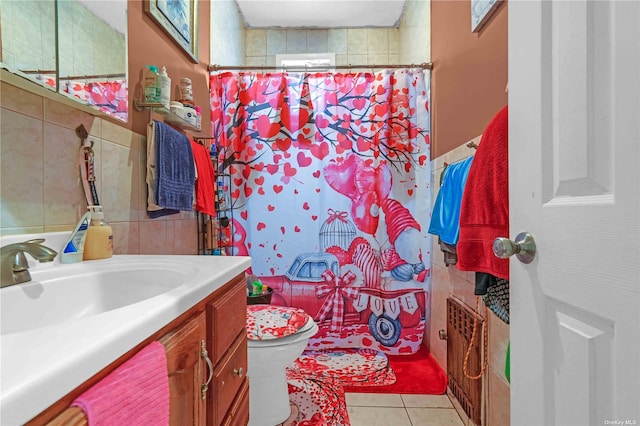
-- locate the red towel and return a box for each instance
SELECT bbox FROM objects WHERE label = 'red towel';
[457,105,509,280]
[190,139,216,216]
[71,341,169,426]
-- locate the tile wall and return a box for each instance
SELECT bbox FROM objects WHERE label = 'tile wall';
[428,138,511,426]
[244,28,401,68]
[0,80,198,255]
[398,0,431,64]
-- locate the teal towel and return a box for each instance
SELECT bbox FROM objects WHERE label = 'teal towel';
[154,121,195,211]
[428,156,474,245]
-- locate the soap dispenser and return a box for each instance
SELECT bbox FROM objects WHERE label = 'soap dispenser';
[159,66,172,110]
[83,206,114,260]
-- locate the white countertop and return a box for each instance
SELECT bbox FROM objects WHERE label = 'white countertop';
[0,252,251,426]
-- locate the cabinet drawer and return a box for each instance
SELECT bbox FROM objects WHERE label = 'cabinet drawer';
[221,379,249,426]
[212,333,248,425]
[207,275,246,362]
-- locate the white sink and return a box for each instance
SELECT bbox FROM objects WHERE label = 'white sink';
[0,260,195,335]
[0,231,252,426]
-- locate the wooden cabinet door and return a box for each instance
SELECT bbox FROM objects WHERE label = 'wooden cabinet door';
[207,275,246,361]
[161,312,207,426]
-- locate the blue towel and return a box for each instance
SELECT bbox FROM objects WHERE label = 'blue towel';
[154,121,195,211]
[428,156,474,245]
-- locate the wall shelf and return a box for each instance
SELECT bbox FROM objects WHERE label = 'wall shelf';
[135,100,201,132]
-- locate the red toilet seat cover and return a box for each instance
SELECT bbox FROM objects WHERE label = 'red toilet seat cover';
[246,305,311,341]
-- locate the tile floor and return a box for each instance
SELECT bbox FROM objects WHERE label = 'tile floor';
[345,393,465,426]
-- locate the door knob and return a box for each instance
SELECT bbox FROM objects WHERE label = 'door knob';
[493,232,537,264]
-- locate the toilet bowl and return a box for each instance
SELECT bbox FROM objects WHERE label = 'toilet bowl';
[246,305,318,426]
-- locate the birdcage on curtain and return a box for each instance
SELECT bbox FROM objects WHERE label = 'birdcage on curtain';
[319,209,357,251]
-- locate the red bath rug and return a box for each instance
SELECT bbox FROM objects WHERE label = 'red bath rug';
[284,347,395,425]
[344,345,447,394]
[286,370,348,426]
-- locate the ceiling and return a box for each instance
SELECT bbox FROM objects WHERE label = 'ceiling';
[235,0,408,28]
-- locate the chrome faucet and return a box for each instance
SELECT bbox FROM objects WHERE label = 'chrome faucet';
[1,239,58,288]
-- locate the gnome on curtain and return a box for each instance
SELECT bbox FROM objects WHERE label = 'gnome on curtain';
[381,198,426,282]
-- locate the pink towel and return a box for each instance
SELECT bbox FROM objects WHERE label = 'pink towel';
[71,341,169,426]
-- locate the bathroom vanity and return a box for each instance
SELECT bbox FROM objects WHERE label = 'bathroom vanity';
[0,243,251,426]
[33,274,248,426]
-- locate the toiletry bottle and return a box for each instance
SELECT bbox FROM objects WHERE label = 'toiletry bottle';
[144,65,160,103]
[179,77,193,103]
[159,66,172,110]
[195,105,202,129]
[83,206,114,260]
[61,211,92,263]
[251,280,263,296]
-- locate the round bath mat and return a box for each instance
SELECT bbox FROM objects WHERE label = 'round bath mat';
[290,347,396,388]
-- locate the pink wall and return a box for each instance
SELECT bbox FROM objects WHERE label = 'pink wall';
[430,0,508,158]
[429,3,510,424]
[127,0,211,136]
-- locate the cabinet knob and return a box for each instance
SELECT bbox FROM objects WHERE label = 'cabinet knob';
[233,367,244,377]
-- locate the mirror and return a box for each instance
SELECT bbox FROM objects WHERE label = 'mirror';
[0,0,57,90]
[0,0,128,122]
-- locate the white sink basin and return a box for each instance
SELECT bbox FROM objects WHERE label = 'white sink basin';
[0,233,251,426]
[0,260,195,335]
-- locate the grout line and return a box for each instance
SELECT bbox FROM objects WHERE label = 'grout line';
[405,407,414,426]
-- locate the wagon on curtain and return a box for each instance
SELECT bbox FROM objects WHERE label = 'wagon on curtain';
[257,252,427,347]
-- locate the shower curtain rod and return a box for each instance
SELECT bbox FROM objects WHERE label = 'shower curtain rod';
[208,62,432,72]
[58,72,126,80]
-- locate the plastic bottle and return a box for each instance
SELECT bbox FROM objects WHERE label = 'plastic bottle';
[179,77,193,102]
[195,105,202,129]
[60,212,92,264]
[144,65,160,103]
[83,206,114,260]
[251,280,263,296]
[158,66,172,110]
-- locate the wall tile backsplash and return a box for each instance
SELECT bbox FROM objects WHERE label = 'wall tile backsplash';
[0,81,198,255]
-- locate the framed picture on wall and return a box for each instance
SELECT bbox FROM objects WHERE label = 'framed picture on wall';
[471,0,501,32]
[145,0,199,63]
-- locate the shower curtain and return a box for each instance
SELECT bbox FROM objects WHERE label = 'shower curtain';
[64,79,128,120]
[210,69,431,355]
[29,75,128,121]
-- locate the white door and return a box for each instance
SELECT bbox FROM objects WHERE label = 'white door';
[509,1,640,425]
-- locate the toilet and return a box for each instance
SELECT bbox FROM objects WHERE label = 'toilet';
[246,304,318,426]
